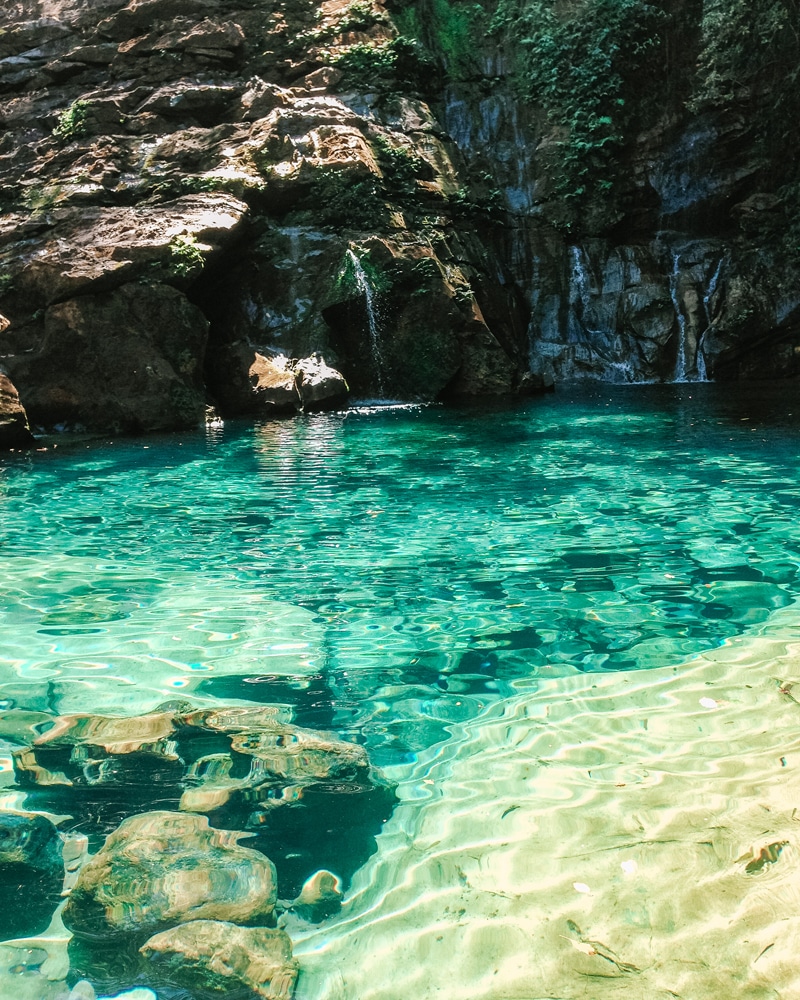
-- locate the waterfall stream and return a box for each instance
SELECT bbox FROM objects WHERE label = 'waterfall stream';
[346,249,385,395]
[669,252,690,381]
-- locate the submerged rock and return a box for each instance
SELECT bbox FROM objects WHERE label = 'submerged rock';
[0,810,62,872]
[290,869,343,923]
[141,920,298,1000]
[13,703,396,898]
[0,811,64,939]
[62,810,277,939]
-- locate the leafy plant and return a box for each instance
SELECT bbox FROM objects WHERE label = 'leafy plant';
[338,1,387,32]
[394,0,487,81]
[690,0,800,258]
[52,100,90,143]
[332,36,434,91]
[302,169,387,228]
[492,0,665,230]
[168,235,205,277]
[148,175,223,200]
[336,247,392,295]
[373,135,426,203]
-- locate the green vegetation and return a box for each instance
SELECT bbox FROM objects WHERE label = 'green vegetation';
[332,36,434,91]
[492,0,665,230]
[168,235,205,277]
[338,0,388,32]
[52,100,90,143]
[337,247,393,295]
[691,0,800,258]
[24,184,64,212]
[393,0,487,81]
[373,135,427,203]
[292,137,429,230]
[448,169,504,220]
[303,169,387,228]
[148,175,224,200]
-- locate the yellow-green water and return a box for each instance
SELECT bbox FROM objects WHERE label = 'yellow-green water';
[2,382,800,998]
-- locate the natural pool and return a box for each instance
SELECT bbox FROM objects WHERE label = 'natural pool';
[2,382,800,999]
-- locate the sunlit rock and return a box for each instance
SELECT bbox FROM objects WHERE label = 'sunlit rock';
[62,810,277,938]
[0,369,34,449]
[141,919,298,1000]
[291,869,343,923]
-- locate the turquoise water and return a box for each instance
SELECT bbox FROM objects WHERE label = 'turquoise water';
[1,382,800,993]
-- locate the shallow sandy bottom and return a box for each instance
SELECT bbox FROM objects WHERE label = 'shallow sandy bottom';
[294,611,800,1000]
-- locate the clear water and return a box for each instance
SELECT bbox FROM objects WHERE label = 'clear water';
[1,382,800,994]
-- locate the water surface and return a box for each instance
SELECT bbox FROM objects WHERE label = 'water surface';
[1,382,800,996]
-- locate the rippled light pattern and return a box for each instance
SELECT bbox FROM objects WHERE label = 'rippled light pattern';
[0,383,798,768]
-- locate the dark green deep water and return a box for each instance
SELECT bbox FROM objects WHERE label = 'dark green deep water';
[1,381,800,994]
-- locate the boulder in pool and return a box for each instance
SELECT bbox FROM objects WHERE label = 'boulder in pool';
[62,810,277,939]
[141,919,298,1000]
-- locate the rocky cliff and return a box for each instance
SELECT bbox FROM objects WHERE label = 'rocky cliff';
[0,0,797,442]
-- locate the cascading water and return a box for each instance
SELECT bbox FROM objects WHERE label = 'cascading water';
[346,249,385,395]
[668,251,712,383]
[568,245,591,342]
[692,259,723,382]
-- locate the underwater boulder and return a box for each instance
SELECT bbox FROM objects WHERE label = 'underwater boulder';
[290,869,343,923]
[12,704,396,900]
[0,811,64,939]
[62,810,277,939]
[141,920,298,1000]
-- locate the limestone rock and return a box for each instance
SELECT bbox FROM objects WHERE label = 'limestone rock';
[291,869,343,923]
[295,353,349,410]
[8,283,208,433]
[0,811,62,873]
[141,920,298,1000]
[62,810,277,939]
[211,346,348,415]
[0,368,34,448]
[11,704,395,900]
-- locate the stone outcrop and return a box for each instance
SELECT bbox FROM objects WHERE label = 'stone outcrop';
[62,810,278,938]
[0,0,535,444]
[0,0,797,443]
[290,868,343,923]
[141,920,298,999]
[210,347,348,414]
[0,368,34,447]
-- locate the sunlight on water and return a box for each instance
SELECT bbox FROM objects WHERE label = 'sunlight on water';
[2,382,800,998]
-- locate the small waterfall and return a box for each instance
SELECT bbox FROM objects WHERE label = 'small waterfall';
[693,257,723,382]
[346,249,385,394]
[568,245,592,341]
[669,252,690,381]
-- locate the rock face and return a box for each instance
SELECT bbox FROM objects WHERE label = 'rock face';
[0,0,796,441]
[0,369,34,447]
[141,920,298,1000]
[62,810,278,939]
